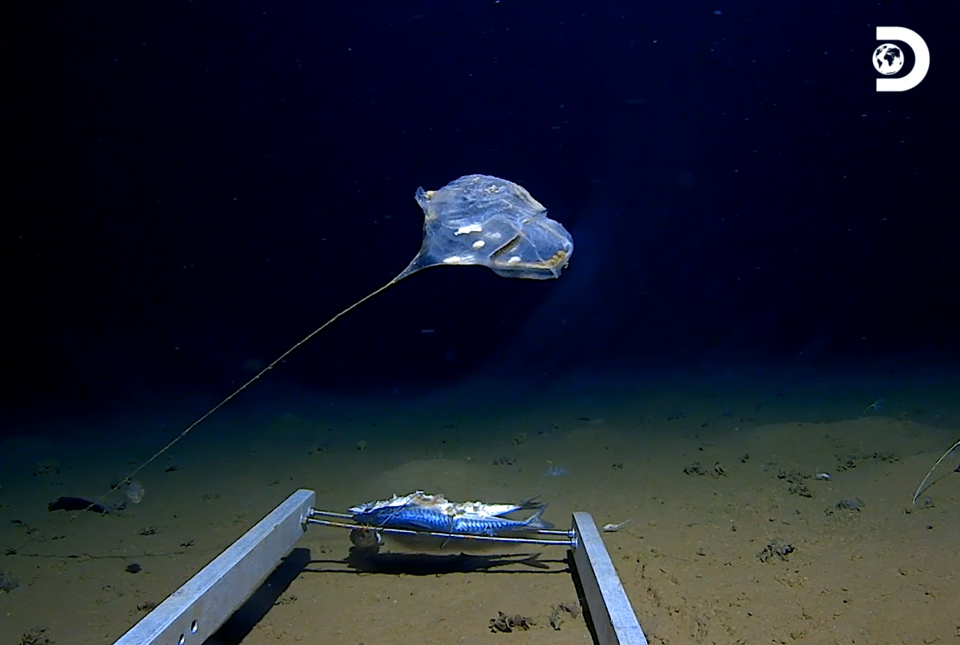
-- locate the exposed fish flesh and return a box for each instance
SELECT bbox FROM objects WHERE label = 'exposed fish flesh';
[349,491,541,519]
[352,503,552,536]
[349,491,552,537]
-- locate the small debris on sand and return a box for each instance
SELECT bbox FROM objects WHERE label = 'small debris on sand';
[489,611,535,633]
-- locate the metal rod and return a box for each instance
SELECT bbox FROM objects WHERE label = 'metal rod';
[309,509,354,520]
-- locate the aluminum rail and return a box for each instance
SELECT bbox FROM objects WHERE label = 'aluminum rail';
[113,489,315,645]
[572,512,649,645]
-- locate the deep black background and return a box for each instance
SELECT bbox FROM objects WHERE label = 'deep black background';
[3,1,958,420]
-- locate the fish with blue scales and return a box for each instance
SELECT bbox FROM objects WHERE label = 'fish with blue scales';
[349,491,553,537]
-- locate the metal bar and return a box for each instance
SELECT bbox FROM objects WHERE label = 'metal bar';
[305,516,575,547]
[114,489,315,645]
[572,512,648,645]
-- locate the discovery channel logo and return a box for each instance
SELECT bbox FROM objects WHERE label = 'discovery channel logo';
[874,26,929,92]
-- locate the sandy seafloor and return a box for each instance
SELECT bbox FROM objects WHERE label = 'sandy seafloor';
[1,367,959,645]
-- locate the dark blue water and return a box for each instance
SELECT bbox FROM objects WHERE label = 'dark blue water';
[3,4,957,425]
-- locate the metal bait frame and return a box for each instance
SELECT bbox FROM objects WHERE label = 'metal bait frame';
[114,489,648,645]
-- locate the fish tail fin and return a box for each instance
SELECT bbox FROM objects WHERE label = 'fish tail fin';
[522,503,554,530]
[517,495,544,512]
